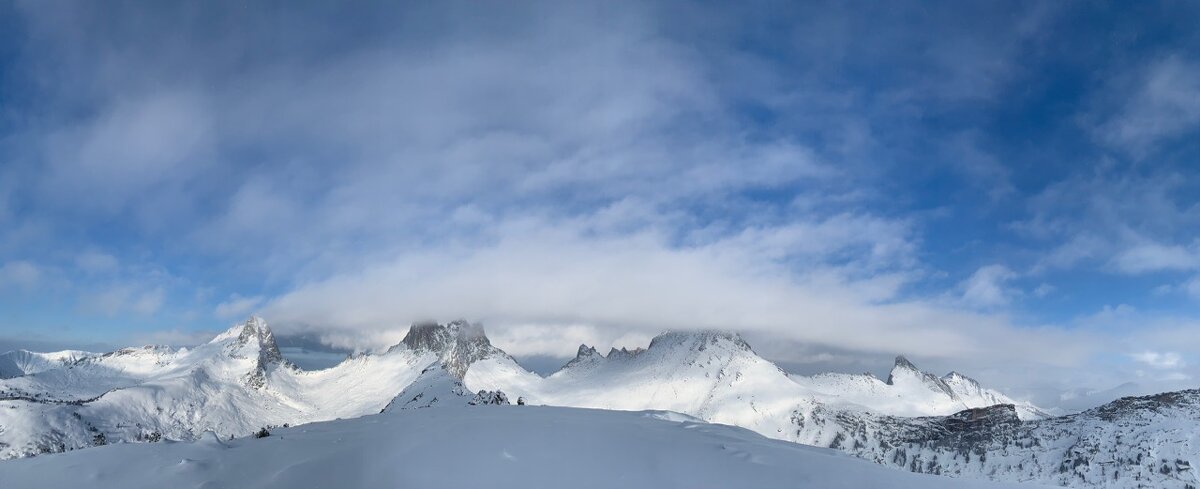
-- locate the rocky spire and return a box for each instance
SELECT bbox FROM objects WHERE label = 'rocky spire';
[562,344,600,369]
[395,320,504,379]
[212,316,287,388]
[886,355,956,398]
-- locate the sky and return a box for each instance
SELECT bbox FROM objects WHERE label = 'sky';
[2,0,1200,408]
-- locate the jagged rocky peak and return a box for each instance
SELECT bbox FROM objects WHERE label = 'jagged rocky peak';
[606,347,645,360]
[562,344,601,369]
[575,344,599,358]
[1089,389,1200,421]
[647,330,752,352]
[401,319,490,352]
[886,355,931,383]
[208,316,286,388]
[892,355,918,372]
[942,371,982,389]
[398,319,504,379]
[227,316,284,364]
[886,355,955,396]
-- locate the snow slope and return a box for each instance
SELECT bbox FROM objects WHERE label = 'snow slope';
[3,318,1193,488]
[0,405,1036,489]
[792,357,1052,420]
[0,349,93,379]
[459,330,1200,488]
[0,318,504,459]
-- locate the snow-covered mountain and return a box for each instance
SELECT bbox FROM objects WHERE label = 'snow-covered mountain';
[0,405,1030,489]
[791,356,1052,420]
[0,317,506,459]
[805,391,1200,488]
[2,317,1197,488]
[0,350,93,380]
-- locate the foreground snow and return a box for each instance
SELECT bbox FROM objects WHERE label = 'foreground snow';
[0,406,1036,489]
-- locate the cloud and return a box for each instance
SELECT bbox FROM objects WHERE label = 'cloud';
[262,215,1090,369]
[78,285,165,317]
[74,251,118,274]
[1020,163,1200,278]
[1033,283,1055,298]
[1097,56,1200,153]
[960,264,1017,307]
[1110,242,1200,274]
[1129,351,1185,370]
[5,0,1200,404]
[0,260,42,289]
[214,294,264,320]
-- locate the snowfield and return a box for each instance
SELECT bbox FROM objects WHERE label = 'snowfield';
[0,405,1037,489]
[2,318,1198,488]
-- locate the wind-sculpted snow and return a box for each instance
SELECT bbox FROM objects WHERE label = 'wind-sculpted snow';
[0,406,1032,489]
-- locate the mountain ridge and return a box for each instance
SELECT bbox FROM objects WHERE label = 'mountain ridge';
[2,317,1196,488]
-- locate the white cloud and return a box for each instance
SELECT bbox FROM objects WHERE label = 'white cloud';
[1185,276,1200,298]
[1110,242,1200,274]
[1129,351,1185,370]
[214,294,264,320]
[78,284,165,317]
[959,264,1017,307]
[1099,56,1200,152]
[1033,283,1055,298]
[262,217,1089,368]
[6,1,1200,401]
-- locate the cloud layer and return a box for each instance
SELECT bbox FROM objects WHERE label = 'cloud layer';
[2,1,1200,407]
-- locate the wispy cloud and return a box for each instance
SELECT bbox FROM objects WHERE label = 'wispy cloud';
[1130,350,1185,370]
[3,1,1200,404]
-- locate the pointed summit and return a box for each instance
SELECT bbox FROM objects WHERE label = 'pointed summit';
[886,354,955,397]
[942,371,981,389]
[886,355,923,385]
[892,355,919,372]
[210,316,286,388]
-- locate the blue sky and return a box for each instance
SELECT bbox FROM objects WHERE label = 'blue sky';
[2,1,1200,401]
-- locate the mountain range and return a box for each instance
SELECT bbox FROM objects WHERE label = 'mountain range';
[1,317,1197,488]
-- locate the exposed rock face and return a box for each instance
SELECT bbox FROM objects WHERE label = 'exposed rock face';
[647,330,751,353]
[382,365,469,411]
[227,316,287,388]
[396,320,506,379]
[469,390,510,405]
[793,391,1200,488]
[562,345,601,370]
[6,319,1200,489]
[605,347,645,360]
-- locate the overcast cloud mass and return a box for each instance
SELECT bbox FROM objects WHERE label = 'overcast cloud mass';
[2,1,1200,408]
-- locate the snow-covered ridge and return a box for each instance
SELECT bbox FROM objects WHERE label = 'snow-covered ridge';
[2,317,1195,488]
[0,406,1030,489]
[790,355,1051,420]
[0,350,93,379]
